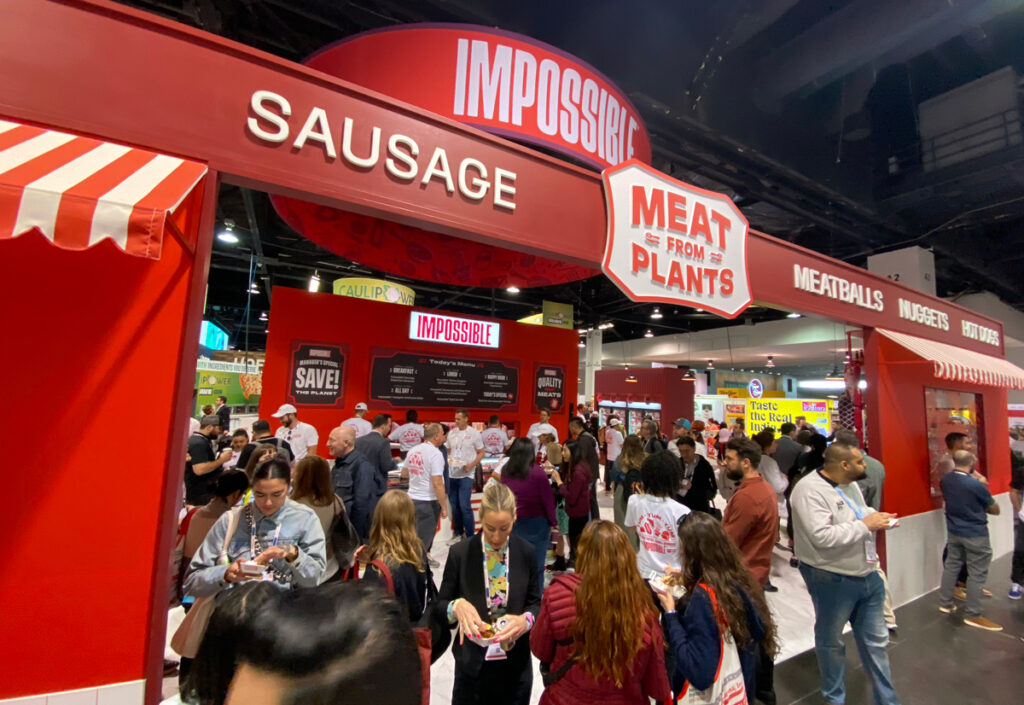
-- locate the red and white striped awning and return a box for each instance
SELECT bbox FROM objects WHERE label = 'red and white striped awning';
[0,118,207,260]
[876,328,1024,390]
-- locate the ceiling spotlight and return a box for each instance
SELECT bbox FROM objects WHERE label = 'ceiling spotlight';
[706,359,714,370]
[578,339,586,348]
[682,369,696,381]
[216,219,238,244]
[308,271,321,293]
[825,366,844,381]
[506,285,520,294]
[644,329,654,338]
[786,312,802,319]
[258,311,268,321]
[650,307,663,320]
[247,284,259,295]
[577,328,587,334]
[766,355,775,368]
[844,351,852,363]
[626,374,638,383]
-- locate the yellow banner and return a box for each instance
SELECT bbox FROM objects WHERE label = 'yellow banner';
[332,277,415,305]
[745,398,834,432]
[518,313,543,325]
[542,300,574,329]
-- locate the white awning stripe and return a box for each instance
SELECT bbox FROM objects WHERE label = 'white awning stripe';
[876,328,1024,390]
[0,118,207,260]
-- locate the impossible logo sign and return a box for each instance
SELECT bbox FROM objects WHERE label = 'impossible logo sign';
[601,161,751,319]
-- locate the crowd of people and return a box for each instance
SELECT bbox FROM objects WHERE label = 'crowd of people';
[171,400,1020,705]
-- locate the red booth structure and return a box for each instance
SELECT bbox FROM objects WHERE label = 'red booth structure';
[259,289,578,445]
[594,367,696,435]
[2,1,1024,702]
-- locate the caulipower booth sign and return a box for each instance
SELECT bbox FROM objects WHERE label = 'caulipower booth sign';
[3,5,1023,704]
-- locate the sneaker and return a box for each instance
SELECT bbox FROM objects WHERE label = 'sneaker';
[789,556,800,568]
[1009,584,1022,600]
[964,616,1003,631]
[448,535,464,546]
[982,587,993,597]
[764,582,779,593]
[938,604,955,614]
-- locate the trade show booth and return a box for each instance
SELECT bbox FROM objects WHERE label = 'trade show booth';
[2,1,1023,701]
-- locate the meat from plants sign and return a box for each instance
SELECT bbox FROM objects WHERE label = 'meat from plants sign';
[288,342,347,406]
[534,363,565,412]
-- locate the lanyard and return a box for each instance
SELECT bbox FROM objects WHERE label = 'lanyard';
[834,486,867,520]
[250,514,282,556]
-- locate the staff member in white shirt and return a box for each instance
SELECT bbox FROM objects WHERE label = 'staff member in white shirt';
[389,409,425,458]
[480,414,511,458]
[272,404,319,462]
[404,422,449,561]
[527,409,558,452]
[447,409,486,542]
[625,451,691,577]
[604,416,625,494]
[341,402,373,438]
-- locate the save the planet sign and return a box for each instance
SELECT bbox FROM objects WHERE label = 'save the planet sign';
[287,342,347,406]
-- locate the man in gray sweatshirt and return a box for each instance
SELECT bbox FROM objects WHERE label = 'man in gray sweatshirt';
[791,441,901,705]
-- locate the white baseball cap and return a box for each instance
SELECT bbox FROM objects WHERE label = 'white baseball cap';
[355,402,369,411]
[609,417,621,426]
[271,403,297,418]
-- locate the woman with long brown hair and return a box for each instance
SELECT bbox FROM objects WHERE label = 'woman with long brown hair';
[614,435,645,548]
[357,489,427,623]
[656,511,779,700]
[291,455,345,582]
[530,520,670,704]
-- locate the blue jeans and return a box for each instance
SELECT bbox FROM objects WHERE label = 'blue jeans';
[514,516,551,593]
[450,476,475,538]
[799,563,901,705]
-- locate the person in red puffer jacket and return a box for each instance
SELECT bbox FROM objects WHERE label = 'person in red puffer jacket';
[530,520,671,705]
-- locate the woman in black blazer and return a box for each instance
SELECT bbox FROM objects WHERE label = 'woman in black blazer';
[438,482,542,705]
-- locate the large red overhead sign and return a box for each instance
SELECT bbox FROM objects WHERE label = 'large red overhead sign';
[602,161,752,319]
[304,24,652,171]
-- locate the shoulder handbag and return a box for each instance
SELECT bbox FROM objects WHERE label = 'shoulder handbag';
[675,584,749,705]
[416,569,452,664]
[170,507,242,659]
[365,560,433,705]
[539,636,576,687]
[169,507,200,607]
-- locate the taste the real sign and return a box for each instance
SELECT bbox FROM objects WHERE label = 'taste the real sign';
[601,160,751,319]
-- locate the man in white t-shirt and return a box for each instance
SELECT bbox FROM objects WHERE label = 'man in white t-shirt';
[528,409,559,452]
[389,409,425,458]
[604,416,625,492]
[271,403,319,461]
[625,450,691,576]
[446,409,485,541]
[341,402,373,438]
[481,414,510,458]
[404,422,448,561]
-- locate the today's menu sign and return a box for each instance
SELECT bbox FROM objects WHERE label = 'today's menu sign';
[369,348,518,410]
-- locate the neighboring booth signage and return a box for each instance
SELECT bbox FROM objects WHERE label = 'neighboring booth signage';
[534,363,566,412]
[195,359,262,413]
[369,349,518,409]
[287,342,347,406]
[747,378,764,399]
[211,350,266,374]
[304,25,652,171]
[409,311,500,348]
[601,161,752,319]
[333,277,415,305]
[745,398,833,432]
[542,300,574,329]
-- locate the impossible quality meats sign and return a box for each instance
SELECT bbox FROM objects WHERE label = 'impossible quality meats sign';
[601,160,751,319]
[534,363,566,412]
[287,342,347,406]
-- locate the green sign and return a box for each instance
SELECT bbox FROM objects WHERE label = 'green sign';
[195,359,262,413]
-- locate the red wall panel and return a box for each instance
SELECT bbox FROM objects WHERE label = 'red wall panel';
[0,231,199,696]
[864,330,1010,518]
[594,367,696,432]
[260,289,579,445]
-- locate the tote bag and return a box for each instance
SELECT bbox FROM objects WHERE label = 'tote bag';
[170,508,242,659]
[676,585,748,705]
